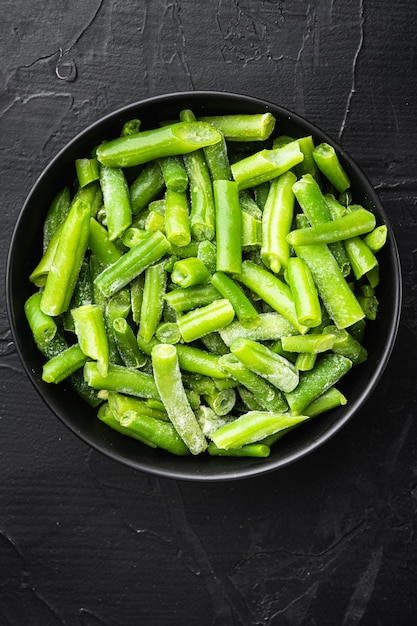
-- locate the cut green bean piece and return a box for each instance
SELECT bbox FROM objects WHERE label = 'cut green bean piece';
[295,352,317,371]
[84,361,160,400]
[200,113,275,141]
[364,225,387,252]
[261,171,296,273]
[43,186,71,252]
[219,312,298,346]
[164,188,191,247]
[203,131,232,181]
[287,208,376,247]
[97,403,157,447]
[113,317,147,367]
[344,237,378,280]
[231,338,299,393]
[120,410,190,455]
[286,256,322,328]
[30,224,64,287]
[197,239,217,274]
[312,143,350,192]
[94,230,170,298]
[71,304,109,376]
[177,299,235,343]
[241,211,262,248]
[151,344,207,455]
[214,179,242,274]
[211,271,259,325]
[155,321,181,344]
[295,135,321,179]
[303,387,347,417]
[139,261,167,342]
[89,217,123,266]
[171,257,210,288]
[285,353,352,414]
[24,291,57,347]
[107,391,168,422]
[42,343,89,384]
[99,165,132,241]
[96,121,221,168]
[219,353,288,413]
[120,118,141,136]
[294,244,365,329]
[211,411,308,449]
[281,333,336,354]
[231,141,304,190]
[76,158,99,188]
[165,283,220,313]
[322,325,368,365]
[204,388,236,416]
[233,260,307,334]
[129,162,165,215]
[158,155,188,192]
[40,198,91,316]
[208,442,271,457]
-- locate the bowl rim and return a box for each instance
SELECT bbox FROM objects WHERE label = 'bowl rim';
[6,90,403,481]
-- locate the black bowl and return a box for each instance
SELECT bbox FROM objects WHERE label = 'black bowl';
[6,91,402,481]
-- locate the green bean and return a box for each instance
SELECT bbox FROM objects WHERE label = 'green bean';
[286,208,376,247]
[99,165,132,241]
[281,333,336,354]
[219,353,288,413]
[286,257,322,328]
[241,211,262,248]
[164,283,220,313]
[322,325,368,365]
[40,198,91,316]
[295,352,317,372]
[211,271,258,326]
[158,155,188,192]
[231,141,304,190]
[203,131,232,181]
[364,225,387,253]
[30,224,63,287]
[285,353,352,414]
[207,442,271,457]
[107,391,168,422]
[138,261,167,342]
[303,387,347,417]
[177,299,235,343]
[84,361,160,400]
[197,239,217,273]
[113,317,147,367]
[204,387,236,416]
[219,312,298,346]
[295,135,321,179]
[88,217,122,266]
[129,162,165,215]
[230,338,299,393]
[75,157,99,188]
[97,403,158,447]
[24,291,57,347]
[211,410,308,449]
[96,121,221,168]
[42,186,71,252]
[261,171,296,273]
[164,188,191,247]
[233,260,307,334]
[94,230,170,298]
[200,332,229,356]
[294,244,365,329]
[155,321,181,344]
[42,343,89,384]
[312,142,351,192]
[180,111,216,241]
[122,410,191,455]
[200,113,276,142]
[213,179,242,274]
[344,237,378,280]
[71,304,109,376]
[151,344,207,455]
[171,257,210,288]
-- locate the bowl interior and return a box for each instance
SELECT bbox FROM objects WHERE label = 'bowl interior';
[7,91,402,481]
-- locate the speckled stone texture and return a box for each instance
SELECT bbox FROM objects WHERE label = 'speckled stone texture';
[1,1,416,624]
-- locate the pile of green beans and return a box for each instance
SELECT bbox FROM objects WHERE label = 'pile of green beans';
[24,110,387,458]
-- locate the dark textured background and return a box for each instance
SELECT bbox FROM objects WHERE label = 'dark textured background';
[1,1,416,624]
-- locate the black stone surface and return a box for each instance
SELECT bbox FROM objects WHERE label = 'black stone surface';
[1,1,416,624]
